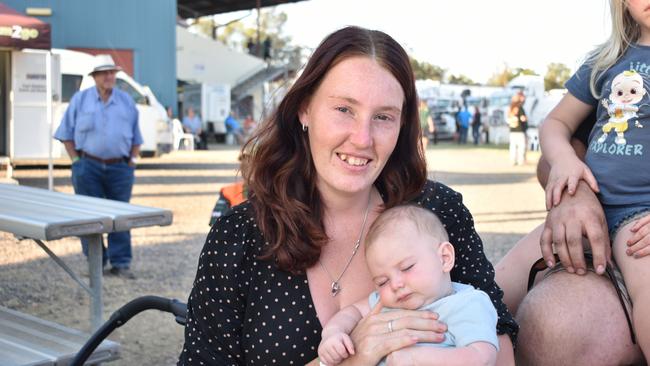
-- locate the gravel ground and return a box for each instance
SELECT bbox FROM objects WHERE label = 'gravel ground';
[0,143,544,365]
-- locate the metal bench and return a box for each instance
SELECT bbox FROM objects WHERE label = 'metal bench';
[0,183,173,364]
[0,306,119,366]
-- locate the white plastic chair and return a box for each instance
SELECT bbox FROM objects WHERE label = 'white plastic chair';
[172,119,195,151]
[527,128,540,151]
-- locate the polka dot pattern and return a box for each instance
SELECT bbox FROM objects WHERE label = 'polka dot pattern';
[178,180,517,365]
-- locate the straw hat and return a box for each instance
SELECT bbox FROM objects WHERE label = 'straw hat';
[89,54,122,75]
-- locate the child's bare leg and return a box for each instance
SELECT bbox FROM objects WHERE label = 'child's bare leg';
[495,225,545,314]
[612,218,650,359]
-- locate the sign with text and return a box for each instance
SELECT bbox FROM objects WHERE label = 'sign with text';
[0,4,51,50]
[11,51,61,159]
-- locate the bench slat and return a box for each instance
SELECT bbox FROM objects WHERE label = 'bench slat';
[0,307,119,366]
[0,183,173,222]
[0,338,55,366]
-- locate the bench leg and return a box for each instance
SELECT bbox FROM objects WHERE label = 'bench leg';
[87,234,104,331]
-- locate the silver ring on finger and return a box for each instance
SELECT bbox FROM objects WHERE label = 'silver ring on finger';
[387,319,394,333]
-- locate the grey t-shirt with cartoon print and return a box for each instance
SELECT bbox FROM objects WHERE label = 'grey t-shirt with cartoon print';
[566,44,650,206]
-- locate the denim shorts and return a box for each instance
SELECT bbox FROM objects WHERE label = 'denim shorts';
[603,203,650,237]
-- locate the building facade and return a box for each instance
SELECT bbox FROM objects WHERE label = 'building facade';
[4,0,177,110]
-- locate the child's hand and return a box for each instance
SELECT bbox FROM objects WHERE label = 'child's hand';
[386,348,414,366]
[626,214,650,258]
[318,332,355,365]
[545,157,599,210]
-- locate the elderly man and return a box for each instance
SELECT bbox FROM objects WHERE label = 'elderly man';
[181,106,207,149]
[54,54,142,279]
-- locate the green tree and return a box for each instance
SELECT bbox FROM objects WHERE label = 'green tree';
[448,74,477,85]
[513,67,537,76]
[410,57,445,81]
[189,9,300,65]
[486,65,537,86]
[487,65,515,86]
[544,62,571,90]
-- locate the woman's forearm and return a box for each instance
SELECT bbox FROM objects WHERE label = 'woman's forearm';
[495,334,514,366]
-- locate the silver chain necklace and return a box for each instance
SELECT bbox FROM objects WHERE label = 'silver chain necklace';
[319,193,372,297]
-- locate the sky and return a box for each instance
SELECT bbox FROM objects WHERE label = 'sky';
[214,0,612,84]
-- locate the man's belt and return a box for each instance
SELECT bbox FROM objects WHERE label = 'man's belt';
[79,151,127,164]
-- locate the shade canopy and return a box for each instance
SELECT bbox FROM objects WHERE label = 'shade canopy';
[0,3,51,50]
[177,0,307,18]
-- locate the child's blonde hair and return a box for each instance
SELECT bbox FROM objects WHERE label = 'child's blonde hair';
[365,204,448,250]
[587,0,641,98]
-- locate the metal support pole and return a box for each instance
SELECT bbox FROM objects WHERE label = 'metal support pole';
[46,52,53,191]
[256,0,262,58]
[85,234,104,331]
[32,239,92,294]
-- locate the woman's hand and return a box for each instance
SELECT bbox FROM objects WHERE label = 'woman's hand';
[627,215,650,258]
[342,303,446,365]
[544,156,599,210]
[386,348,415,366]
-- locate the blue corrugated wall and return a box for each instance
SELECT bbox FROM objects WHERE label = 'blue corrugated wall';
[4,0,177,110]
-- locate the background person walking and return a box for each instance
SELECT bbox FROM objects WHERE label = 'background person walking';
[457,106,472,144]
[54,54,142,279]
[508,91,528,165]
[419,99,434,149]
[472,106,482,145]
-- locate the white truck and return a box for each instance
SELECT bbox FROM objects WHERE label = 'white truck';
[9,49,171,164]
[180,83,230,142]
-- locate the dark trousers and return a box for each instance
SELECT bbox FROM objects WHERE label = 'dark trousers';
[195,131,208,150]
[472,126,481,145]
[71,157,135,268]
[458,126,469,144]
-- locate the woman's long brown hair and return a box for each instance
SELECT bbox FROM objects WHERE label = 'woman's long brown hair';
[241,26,427,274]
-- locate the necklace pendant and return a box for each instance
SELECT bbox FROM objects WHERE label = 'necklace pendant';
[331,281,341,297]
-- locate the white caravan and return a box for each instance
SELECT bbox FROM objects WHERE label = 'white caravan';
[180,83,230,139]
[486,75,563,145]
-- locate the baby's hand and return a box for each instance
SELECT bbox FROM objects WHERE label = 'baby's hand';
[318,332,355,365]
[386,348,414,366]
[545,156,599,210]
[626,214,650,258]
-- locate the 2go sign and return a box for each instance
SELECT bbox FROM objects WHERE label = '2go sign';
[0,25,39,41]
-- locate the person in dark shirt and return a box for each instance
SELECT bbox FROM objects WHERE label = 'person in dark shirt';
[179,26,516,366]
[508,91,528,165]
[472,106,482,145]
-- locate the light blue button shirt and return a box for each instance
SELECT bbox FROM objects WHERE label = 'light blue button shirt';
[182,115,202,135]
[54,86,143,159]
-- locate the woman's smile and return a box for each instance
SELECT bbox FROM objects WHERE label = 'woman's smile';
[337,153,371,167]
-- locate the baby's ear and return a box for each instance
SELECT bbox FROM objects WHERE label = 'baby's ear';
[438,241,455,273]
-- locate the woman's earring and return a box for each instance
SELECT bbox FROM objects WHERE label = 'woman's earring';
[302,124,308,132]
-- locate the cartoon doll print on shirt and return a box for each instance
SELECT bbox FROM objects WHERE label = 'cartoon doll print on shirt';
[599,70,646,145]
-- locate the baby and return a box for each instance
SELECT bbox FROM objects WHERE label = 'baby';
[318,204,498,366]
